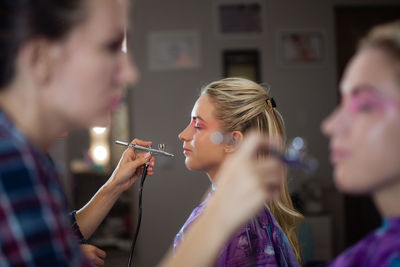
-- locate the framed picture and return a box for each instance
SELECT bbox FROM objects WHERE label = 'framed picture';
[277,30,325,66]
[223,50,261,82]
[148,31,200,71]
[215,0,265,37]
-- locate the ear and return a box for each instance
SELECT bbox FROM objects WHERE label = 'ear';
[23,38,62,85]
[224,130,243,153]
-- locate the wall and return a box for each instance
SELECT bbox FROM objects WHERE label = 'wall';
[122,0,399,266]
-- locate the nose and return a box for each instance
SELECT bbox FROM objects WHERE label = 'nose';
[178,124,193,142]
[119,51,140,87]
[321,104,349,138]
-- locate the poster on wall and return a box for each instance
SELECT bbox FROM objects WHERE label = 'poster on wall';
[277,30,325,66]
[148,31,201,71]
[215,0,265,37]
[223,50,261,82]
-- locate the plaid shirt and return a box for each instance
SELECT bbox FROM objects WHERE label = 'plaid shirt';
[0,111,89,266]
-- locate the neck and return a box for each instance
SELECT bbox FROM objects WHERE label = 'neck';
[206,172,215,184]
[373,178,400,218]
[0,83,64,151]
[206,166,221,185]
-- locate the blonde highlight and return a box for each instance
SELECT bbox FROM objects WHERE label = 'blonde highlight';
[360,20,400,84]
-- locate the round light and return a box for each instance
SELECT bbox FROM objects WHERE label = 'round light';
[93,145,108,162]
[92,127,107,134]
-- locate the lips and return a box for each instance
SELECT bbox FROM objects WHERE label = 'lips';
[110,96,122,112]
[183,147,192,155]
[330,148,350,164]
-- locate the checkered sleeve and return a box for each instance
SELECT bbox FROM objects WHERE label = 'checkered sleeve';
[70,211,88,244]
[0,142,88,266]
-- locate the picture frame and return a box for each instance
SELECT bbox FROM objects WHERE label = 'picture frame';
[277,30,325,67]
[148,30,201,71]
[215,0,265,37]
[223,49,261,82]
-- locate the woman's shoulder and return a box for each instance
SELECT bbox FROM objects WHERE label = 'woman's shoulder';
[225,206,288,248]
[327,219,400,267]
[0,131,27,173]
[256,206,283,234]
[217,207,299,267]
[0,111,30,158]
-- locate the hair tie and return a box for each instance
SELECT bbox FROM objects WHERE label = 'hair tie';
[266,97,277,109]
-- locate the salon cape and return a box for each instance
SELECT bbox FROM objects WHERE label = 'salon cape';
[174,190,300,267]
[327,217,400,267]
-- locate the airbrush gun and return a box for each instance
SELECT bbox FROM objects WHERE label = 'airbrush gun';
[114,140,174,157]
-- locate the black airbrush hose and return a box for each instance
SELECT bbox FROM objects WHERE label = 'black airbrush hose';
[127,162,149,267]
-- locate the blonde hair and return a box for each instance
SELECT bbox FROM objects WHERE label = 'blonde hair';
[360,20,400,83]
[201,77,304,263]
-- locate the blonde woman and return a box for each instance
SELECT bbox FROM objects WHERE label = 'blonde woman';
[322,20,400,267]
[175,78,303,266]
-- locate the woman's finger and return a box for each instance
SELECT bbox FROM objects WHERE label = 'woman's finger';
[131,138,152,148]
[95,247,107,259]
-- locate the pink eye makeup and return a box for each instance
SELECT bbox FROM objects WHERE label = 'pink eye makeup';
[190,117,207,130]
[194,121,207,131]
[346,88,388,114]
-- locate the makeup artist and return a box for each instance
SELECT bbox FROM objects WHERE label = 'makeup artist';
[0,0,156,266]
[0,1,270,266]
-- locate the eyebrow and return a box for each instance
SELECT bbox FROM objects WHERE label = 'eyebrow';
[345,85,379,98]
[192,116,206,122]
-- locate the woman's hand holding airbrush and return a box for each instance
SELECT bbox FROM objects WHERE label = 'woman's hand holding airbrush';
[108,138,156,193]
[75,138,155,239]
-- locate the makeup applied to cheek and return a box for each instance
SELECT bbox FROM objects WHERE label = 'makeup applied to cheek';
[344,89,400,146]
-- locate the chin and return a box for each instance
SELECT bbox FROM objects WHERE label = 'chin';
[184,158,193,169]
[184,159,203,172]
[334,174,370,195]
[90,114,111,128]
[184,162,196,171]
